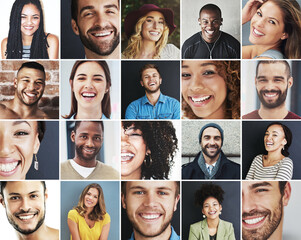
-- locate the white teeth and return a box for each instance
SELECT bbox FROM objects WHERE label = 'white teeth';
[141,214,160,219]
[121,153,134,157]
[18,215,34,220]
[149,31,160,36]
[244,216,265,225]
[207,30,214,34]
[94,32,110,37]
[191,96,210,102]
[0,162,18,172]
[82,93,96,97]
[84,148,94,153]
[254,28,264,36]
[25,92,36,97]
[208,211,216,215]
[264,93,277,97]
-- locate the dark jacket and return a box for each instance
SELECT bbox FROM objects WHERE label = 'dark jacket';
[182,151,240,179]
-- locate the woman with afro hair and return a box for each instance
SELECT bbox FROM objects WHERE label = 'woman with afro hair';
[121,121,178,179]
[188,183,235,240]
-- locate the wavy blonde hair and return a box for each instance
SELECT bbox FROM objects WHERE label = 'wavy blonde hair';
[123,15,170,59]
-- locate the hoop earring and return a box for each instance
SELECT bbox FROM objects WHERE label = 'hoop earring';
[144,154,152,167]
[34,154,39,171]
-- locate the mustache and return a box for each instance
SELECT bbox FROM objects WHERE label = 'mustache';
[88,25,116,33]
[205,144,218,148]
[14,209,38,217]
[242,209,270,219]
[260,89,281,95]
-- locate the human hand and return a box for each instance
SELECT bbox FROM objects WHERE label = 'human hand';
[242,0,266,25]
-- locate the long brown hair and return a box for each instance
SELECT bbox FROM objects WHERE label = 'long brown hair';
[63,61,112,119]
[74,183,106,221]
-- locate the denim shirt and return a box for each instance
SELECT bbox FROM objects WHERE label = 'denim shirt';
[125,93,180,119]
[129,226,180,240]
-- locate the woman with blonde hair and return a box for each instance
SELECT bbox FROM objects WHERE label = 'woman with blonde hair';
[123,4,179,59]
[242,0,301,59]
[68,183,110,240]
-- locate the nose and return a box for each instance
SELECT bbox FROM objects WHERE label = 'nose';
[242,191,256,215]
[94,12,108,28]
[153,21,158,29]
[209,138,215,145]
[20,198,31,212]
[0,134,14,156]
[188,76,205,92]
[255,17,265,28]
[121,131,130,147]
[84,79,94,89]
[85,137,95,147]
[143,192,158,208]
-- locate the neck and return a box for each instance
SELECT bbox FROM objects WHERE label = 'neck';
[22,34,33,46]
[139,40,156,59]
[145,90,161,106]
[207,217,219,229]
[202,152,220,165]
[202,31,221,44]
[265,151,284,162]
[259,104,288,119]
[11,98,41,119]
[85,44,120,59]
[76,105,102,119]
[17,223,46,240]
[73,156,97,168]
[85,207,94,215]
[133,224,172,240]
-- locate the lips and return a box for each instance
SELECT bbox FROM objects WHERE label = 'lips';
[148,82,156,87]
[149,31,160,36]
[243,215,266,229]
[23,26,34,30]
[206,30,215,35]
[253,27,265,37]
[24,91,38,100]
[81,92,96,98]
[189,95,212,107]
[0,158,21,177]
[0,161,19,172]
[121,152,135,163]
[140,213,161,220]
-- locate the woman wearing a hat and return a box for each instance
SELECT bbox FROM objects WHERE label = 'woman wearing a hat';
[122,4,179,59]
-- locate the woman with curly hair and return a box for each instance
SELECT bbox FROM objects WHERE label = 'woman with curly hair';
[246,122,293,180]
[1,0,58,59]
[188,183,235,240]
[68,183,110,240]
[121,121,178,179]
[122,4,179,59]
[242,0,301,59]
[181,60,240,119]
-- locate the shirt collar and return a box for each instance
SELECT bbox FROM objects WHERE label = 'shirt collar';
[142,93,166,105]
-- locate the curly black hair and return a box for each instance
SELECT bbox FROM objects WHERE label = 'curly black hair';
[122,121,178,179]
[195,183,225,207]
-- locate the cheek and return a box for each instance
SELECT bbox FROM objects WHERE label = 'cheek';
[213,78,227,101]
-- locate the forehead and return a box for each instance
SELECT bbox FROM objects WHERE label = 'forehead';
[257,63,287,76]
[76,122,103,134]
[202,127,221,137]
[204,196,219,204]
[260,1,284,21]
[0,120,38,130]
[142,68,159,76]
[22,3,40,13]
[75,62,105,75]
[77,0,119,11]
[200,9,220,19]
[87,187,99,195]
[266,124,284,134]
[17,67,45,80]
[145,11,165,19]
[126,181,176,192]
[3,181,43,195]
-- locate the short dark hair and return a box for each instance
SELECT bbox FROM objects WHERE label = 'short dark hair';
[279,181,288,196]
[264,122,292,157]
[17,61,46,79]
[256,60,291,79]
[73,121,104,134]
[139,64,161,81]
[37,121,46,142]
[199,4,222,18]
[0,181,46,196]
[195,183,224,207]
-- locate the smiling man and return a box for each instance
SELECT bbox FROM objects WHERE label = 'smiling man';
[61,121,119,179]
[125,64,180,119]
[0,62,48,119]
[0,181,59,240]
[182,123,240,179]
[71,0,120,59]
[243,60,301,119]
[182,4,240,59]
[242,181,291,240]
[121,181,180,240]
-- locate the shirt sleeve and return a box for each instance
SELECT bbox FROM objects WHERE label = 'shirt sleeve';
[172,99,180,119]
[125,102,137,119]
[68,209,79,223]
[103,213,111,225]
[275,158,293,180]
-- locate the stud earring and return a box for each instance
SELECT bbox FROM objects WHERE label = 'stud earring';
[203,214,206,218]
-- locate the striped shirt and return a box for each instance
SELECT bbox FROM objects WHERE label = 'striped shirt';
[22,45,31,59]
[246,154,293,180]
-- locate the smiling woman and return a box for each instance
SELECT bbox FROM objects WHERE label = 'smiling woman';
[122,4,179,59]
[0,120,45,180]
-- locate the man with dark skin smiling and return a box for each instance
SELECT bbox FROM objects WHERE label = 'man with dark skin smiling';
[182,123,240,179]
[121,181,180,240]
[182,4,240,59]
[242,181,291,240]
[0,62,48,119]
[0,181,59,240]
[61,121,119,179]
[71,0,120,59]
[243,60,301,119]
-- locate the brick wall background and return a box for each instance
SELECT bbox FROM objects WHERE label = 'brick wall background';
[0,60,59,118]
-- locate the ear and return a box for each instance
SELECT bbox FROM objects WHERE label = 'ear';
[140,80,144,87]
[71,130,76,143]
[282,182,291,206]
[146,148,151,155]
[288,77,293,88]
[121,193,126,209]
[173,194,180,211]
[105,87,110,94]
[159,77,162,85]
[198,18,201,24]
[281,32,288,40]
[44,188,48,202]
[33,133,41,154]
[69,79,74,90]
[220,18,223,24]
[14,78,18,88]
[0,194,5,208]
[71,19,80,36]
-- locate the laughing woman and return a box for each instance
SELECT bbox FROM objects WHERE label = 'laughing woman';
[242,0,301,59]
[122,4,179,59]
[68,183,110,240]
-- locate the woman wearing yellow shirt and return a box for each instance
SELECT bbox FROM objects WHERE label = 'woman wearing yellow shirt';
[67,183,110,240]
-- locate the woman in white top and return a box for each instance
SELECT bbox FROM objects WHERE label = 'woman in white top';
[122,4,179,59]
[246,122,293,180]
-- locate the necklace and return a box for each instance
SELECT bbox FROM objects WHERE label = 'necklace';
[201,32,221,59]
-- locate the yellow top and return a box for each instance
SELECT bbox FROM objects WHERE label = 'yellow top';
[68,209,110,240]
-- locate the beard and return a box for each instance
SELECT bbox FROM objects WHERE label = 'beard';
[201,143,222,159]
[75,144,100,161]
[144,85,160,94]
[257,87,288,109]
[242,199,283,240]
[17,90,42,107]
[79,25,120,56]
[7,206,45,235]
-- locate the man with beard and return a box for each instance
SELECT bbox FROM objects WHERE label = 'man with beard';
[243,60,301,119]
[61,121,119,179]
[0,181,59,240]
[121,181,180,240]
[71,0,120,59]
[182,123,240,179]
[182,4,240,59]
[125,64,180,119]
[0,62,48,119]
[242,181,291,240]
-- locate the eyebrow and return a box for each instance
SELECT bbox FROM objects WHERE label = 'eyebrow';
[12,121,31,127]
[249,181,272,190]
[129,186,172,191]
[182,63,216,68]
[258,8,280,24]
[76,73,105,78]
[146,16,164,20]
[9,190,39,196]
[80,4,118,15]
[21,14,40,16]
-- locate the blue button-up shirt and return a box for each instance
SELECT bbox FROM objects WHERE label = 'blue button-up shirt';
[129,226,180,240]
[125,93,180,119]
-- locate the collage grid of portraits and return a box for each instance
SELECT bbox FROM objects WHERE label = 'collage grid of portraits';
[0,0,301,240]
